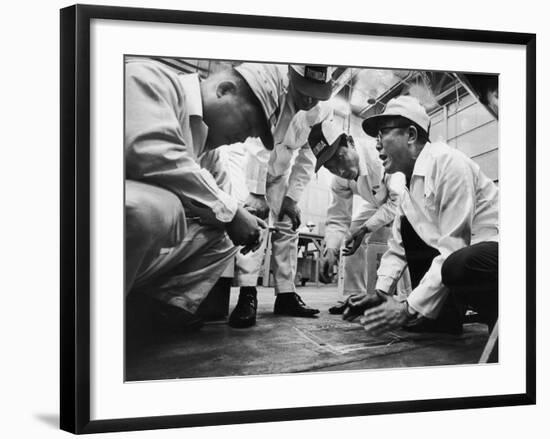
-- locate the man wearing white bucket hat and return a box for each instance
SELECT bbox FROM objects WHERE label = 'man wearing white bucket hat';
[223,63,336,328]
[307,120,406,314]
[348,95,499,335]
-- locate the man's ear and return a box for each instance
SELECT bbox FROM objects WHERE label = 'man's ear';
[407,125,418,144]
[216,80,238,98]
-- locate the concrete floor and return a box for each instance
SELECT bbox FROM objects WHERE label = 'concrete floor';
[125,285,491,382]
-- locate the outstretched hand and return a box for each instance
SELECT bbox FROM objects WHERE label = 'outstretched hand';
[342,225,369,256]
[319,247,339,283]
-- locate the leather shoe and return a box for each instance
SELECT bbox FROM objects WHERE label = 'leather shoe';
[403,317,463,335]
[274,293,319,317]
[228,287,258,328]
[150,299,204,333]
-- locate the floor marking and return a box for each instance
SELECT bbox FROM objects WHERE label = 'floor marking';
[294,327,407,356]
[293,327,343,355]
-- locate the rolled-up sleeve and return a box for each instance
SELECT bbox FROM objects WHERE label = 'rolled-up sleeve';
[364,172,406,232]
[324,176,353,250]
[125,61,237,223]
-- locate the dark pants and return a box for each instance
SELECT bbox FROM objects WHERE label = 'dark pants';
[401,216,498,329]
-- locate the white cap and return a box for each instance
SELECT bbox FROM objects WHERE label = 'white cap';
[362,95,430,138]
[235,63,286,130]
[289,65,335,100]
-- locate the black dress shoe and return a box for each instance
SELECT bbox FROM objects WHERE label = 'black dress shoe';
[150,299,204,333]
[228,287,258,328]
[403,293,464,335]
[403,317,463,335]
[273,293,319,317]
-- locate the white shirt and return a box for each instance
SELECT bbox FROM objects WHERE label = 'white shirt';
[376,141,499,319]
[125,60,238,223]
[243,64,334,202]
[324,138,406,249]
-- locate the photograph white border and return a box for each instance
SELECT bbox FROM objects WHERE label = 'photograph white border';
[89,18,527,421]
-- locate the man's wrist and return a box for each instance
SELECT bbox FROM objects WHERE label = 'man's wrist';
[404,300,419,318]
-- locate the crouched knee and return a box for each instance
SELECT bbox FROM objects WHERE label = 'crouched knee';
[441,248,469,287]
[125,180,182,238]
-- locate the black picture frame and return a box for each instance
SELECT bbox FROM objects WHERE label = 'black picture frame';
[60,4,536,434]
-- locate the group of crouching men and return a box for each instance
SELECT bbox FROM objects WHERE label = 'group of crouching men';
[125,58,498,338]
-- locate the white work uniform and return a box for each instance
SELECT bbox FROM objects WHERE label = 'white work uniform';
[223,64,333,293]
[324,138,406,296]
[125,60,239,313]
[376,141,499,319]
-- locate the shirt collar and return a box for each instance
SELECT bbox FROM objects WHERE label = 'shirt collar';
[178,73,203,118]
[412,142,432,177]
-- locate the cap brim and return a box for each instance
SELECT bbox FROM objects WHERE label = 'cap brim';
[290,68,332,101]
[361,114,397,137]
[362,113,431,141]
[314,136,342,172]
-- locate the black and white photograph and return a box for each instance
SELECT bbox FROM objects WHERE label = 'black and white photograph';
[124,56,500,382]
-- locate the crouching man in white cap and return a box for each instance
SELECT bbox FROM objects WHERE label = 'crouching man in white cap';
[347,95,499,335]
[125,59,273,333]
[306,121,406,314]
[225,63,335,328]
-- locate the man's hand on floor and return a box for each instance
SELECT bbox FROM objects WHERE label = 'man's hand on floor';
[342,292,385,321]
[359,294,413,336]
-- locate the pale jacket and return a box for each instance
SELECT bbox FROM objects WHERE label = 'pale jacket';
[376,142,499,319]
[244,64,334,202]
[324,138,406,250]
[125,60,238,223]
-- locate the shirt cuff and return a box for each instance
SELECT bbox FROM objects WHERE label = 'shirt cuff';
[406,285,449,320]
[375,275,395,294]
[246,178,266,196]
[212,190,239,223]
[364,217,383,233]
[405,299,422,317]
[285,186,303,202]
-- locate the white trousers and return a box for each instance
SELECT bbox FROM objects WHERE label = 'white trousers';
[125,180,238,313]
[236,173,298,294]
[341,204,379,296]
[219,144,299,294]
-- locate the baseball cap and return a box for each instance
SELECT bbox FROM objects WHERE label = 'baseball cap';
[308,120,347,172]
[235,63,287,150]
[289,65,334,101]
[362,95,430,139]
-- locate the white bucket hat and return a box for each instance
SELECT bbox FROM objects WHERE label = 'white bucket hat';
[362,95,430,139]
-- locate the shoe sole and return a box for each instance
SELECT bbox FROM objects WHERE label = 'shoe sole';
[273,310,320,317]
[228,318,256,328]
